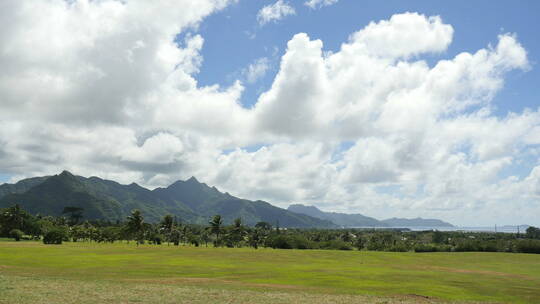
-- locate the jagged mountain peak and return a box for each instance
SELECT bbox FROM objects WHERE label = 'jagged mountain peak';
[186,176,199,183]
[168,176,203,187]
[47,170,85,188]
[58,170,75,177]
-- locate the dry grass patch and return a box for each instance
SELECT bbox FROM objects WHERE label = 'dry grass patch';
[0,275,456,304]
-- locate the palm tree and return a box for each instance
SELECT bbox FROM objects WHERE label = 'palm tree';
[200,230,210,247]
[126,209,145,245]
[230,218,245,247]
[208,215,223,247]
[170,226,181,246]
[248,229,261,249]
[160,214,174,245]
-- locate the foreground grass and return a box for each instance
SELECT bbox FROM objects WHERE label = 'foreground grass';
[0,241,539,303]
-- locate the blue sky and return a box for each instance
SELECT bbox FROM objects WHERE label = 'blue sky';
[190,0,540,184]
[196,0,540,112]
[1,0,539,225]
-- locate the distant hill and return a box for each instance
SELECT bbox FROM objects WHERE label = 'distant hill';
[288,204,385,227]
[288,204,454,228]
[0,171,335,228]
[381,217,454,227]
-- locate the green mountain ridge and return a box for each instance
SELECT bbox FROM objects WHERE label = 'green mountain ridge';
[287,204,454,228]
[287,204,385,227]
[0,171,335,228]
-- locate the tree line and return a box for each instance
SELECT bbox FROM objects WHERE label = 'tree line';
[1,204,540,254]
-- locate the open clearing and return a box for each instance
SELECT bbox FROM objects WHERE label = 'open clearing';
[0,241,539,303]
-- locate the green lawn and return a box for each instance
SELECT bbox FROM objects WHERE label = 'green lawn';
[0,241,539,303]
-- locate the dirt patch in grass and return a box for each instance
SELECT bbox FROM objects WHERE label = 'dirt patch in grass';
[123,277,302,290]
[399,293,437,303]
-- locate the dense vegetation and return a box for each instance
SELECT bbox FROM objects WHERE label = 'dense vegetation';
[1,204,539,254]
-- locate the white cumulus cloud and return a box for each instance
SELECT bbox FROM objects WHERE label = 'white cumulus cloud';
[257,0,296,25]
[305,0,339,9]
[243,57,271,83]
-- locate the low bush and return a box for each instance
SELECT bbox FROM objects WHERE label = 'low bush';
[43,228,66,245]
[266,235,293,249]
[515,239,540,254]
[413,244,450,252]
[265,234,317,250]
[319,240,352,251]
[478,241,498,252]
[387,243,410,252]
[290,235,315,249]
[9,229,24,241]
[414,244,438,252]
[454,240,481,252]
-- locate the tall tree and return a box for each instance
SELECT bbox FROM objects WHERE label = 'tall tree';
[125,209,145,245]
[62,206,84,226]
[0,204,31,236]
[170,226,181,246]
[200,230,210,247]
[248,229,261,249]
[526,226,540,239]
[255,221,272,231]
[230,218,246,247]
[208,215,223,247]
[159,214,174,245]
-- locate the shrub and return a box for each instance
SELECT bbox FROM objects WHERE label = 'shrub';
[388,242,410,252]
[152,235,163,245]
[264,234,316,249]
[454,240,481,252]
[290,235,315,249]
[9,229,24,241]
[479,241,498,252]
[365,239,386,251]
[438,245,452,252]
[320,240,352,251]
[414,244,438,252]
[515,239,540,254]
[268,235,293,249]
[43,228,66,244]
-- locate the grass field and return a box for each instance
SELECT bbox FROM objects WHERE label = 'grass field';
[1,241,539,303]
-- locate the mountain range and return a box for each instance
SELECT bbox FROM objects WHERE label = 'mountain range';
[0,171,453,228]
[0,171,334,228]
[287,204,454,228]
